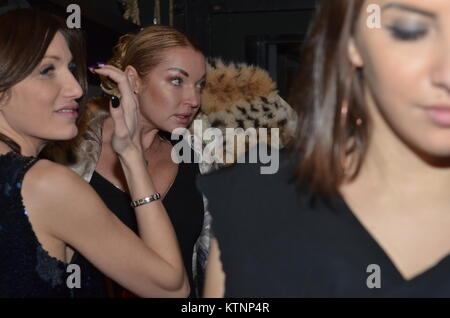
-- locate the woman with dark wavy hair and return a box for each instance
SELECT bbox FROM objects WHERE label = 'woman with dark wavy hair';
[0,9,188,297]
[200,0,450,297]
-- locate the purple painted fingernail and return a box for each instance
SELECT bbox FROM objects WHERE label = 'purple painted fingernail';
[97,62,107,67]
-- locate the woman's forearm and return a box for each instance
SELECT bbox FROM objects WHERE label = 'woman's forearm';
[119,150,189,294]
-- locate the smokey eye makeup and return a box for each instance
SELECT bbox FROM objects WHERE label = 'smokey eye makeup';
[382,4,435,42]
[386,21,429,41]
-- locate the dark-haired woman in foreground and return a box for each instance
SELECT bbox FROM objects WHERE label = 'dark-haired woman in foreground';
[200,0,450,297]
[0,9,188,297]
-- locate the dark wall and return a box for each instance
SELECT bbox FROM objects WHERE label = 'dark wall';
[172,0,317,98]
[174,0,316,59]
[17,0,318,98]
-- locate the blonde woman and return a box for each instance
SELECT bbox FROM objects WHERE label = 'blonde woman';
[70,25,206,297]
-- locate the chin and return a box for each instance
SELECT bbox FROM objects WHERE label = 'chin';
[425,148,450,161]
[56,126,79,141]
[413,137,450,165]
[163,123,187,134]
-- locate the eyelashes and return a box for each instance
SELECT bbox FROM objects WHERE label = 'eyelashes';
[40,65,55,76]
[39,62,77,76]
[386,25,428,41]
[170,77,183,86]
[170,77,206,90]
[197,80,206,90]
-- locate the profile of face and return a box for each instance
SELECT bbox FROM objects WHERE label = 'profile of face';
[132,46,206,133]
[0,32,83,148]
[348,0,450,159]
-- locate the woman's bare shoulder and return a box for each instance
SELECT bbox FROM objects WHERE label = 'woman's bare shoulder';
[22,158,112,239]
[24,159,94,199]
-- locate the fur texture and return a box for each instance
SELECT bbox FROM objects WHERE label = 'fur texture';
[191,58,297,170]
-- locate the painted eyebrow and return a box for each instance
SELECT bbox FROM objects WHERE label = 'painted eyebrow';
[167,67,190,77]
[382,3,436,19]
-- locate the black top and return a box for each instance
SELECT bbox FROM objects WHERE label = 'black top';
[72,141,204,298]
[0,152,70,297]
[197,150,450,297]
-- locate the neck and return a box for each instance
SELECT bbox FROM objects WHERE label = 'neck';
[139,119,160,150]
[0,116,44,156]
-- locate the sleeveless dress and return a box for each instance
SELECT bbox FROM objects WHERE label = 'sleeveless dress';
[87,161,204,298]
[0,151,71,297]
[65,111,206,297]
[70,134,205,298]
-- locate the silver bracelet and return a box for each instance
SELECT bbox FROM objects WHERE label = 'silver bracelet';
[130,193,161,208]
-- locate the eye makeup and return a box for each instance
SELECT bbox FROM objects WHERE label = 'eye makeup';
[39,64,55,76]
[386,23,428,41]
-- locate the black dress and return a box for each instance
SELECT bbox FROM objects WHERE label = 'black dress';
[0,152,70,297]
[197,149,450,297]
[0,152,72,298]
[71,139,204,298]
[0,151,117,298]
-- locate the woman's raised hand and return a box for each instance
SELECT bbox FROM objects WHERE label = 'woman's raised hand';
[92,65,142,157]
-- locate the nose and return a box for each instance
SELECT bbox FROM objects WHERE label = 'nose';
[184,86,201,109]
[63,71,84,100]
[431,41,450,95]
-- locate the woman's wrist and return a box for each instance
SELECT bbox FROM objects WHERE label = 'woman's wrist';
[118,148,148,177]
[118,147,157,196]
[117,145,145,166]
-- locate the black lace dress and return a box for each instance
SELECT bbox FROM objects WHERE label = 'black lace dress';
[0,151,113,298]
[0,152,71,297]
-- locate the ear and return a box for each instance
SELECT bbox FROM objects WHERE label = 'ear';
[124,65,141,94]
[347,37,364,68]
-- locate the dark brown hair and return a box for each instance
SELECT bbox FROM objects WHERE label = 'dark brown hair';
[289,0,368,195]
[0,9,87,154]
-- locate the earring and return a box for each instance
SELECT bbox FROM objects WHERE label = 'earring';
[340,99,349,128]
[340,100,364,127]
[340,66,363,128]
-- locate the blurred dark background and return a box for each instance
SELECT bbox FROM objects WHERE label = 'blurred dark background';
[5,0,318,99]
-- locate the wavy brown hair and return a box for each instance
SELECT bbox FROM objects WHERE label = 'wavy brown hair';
[0,9,87,156]
[289,0,368,195]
